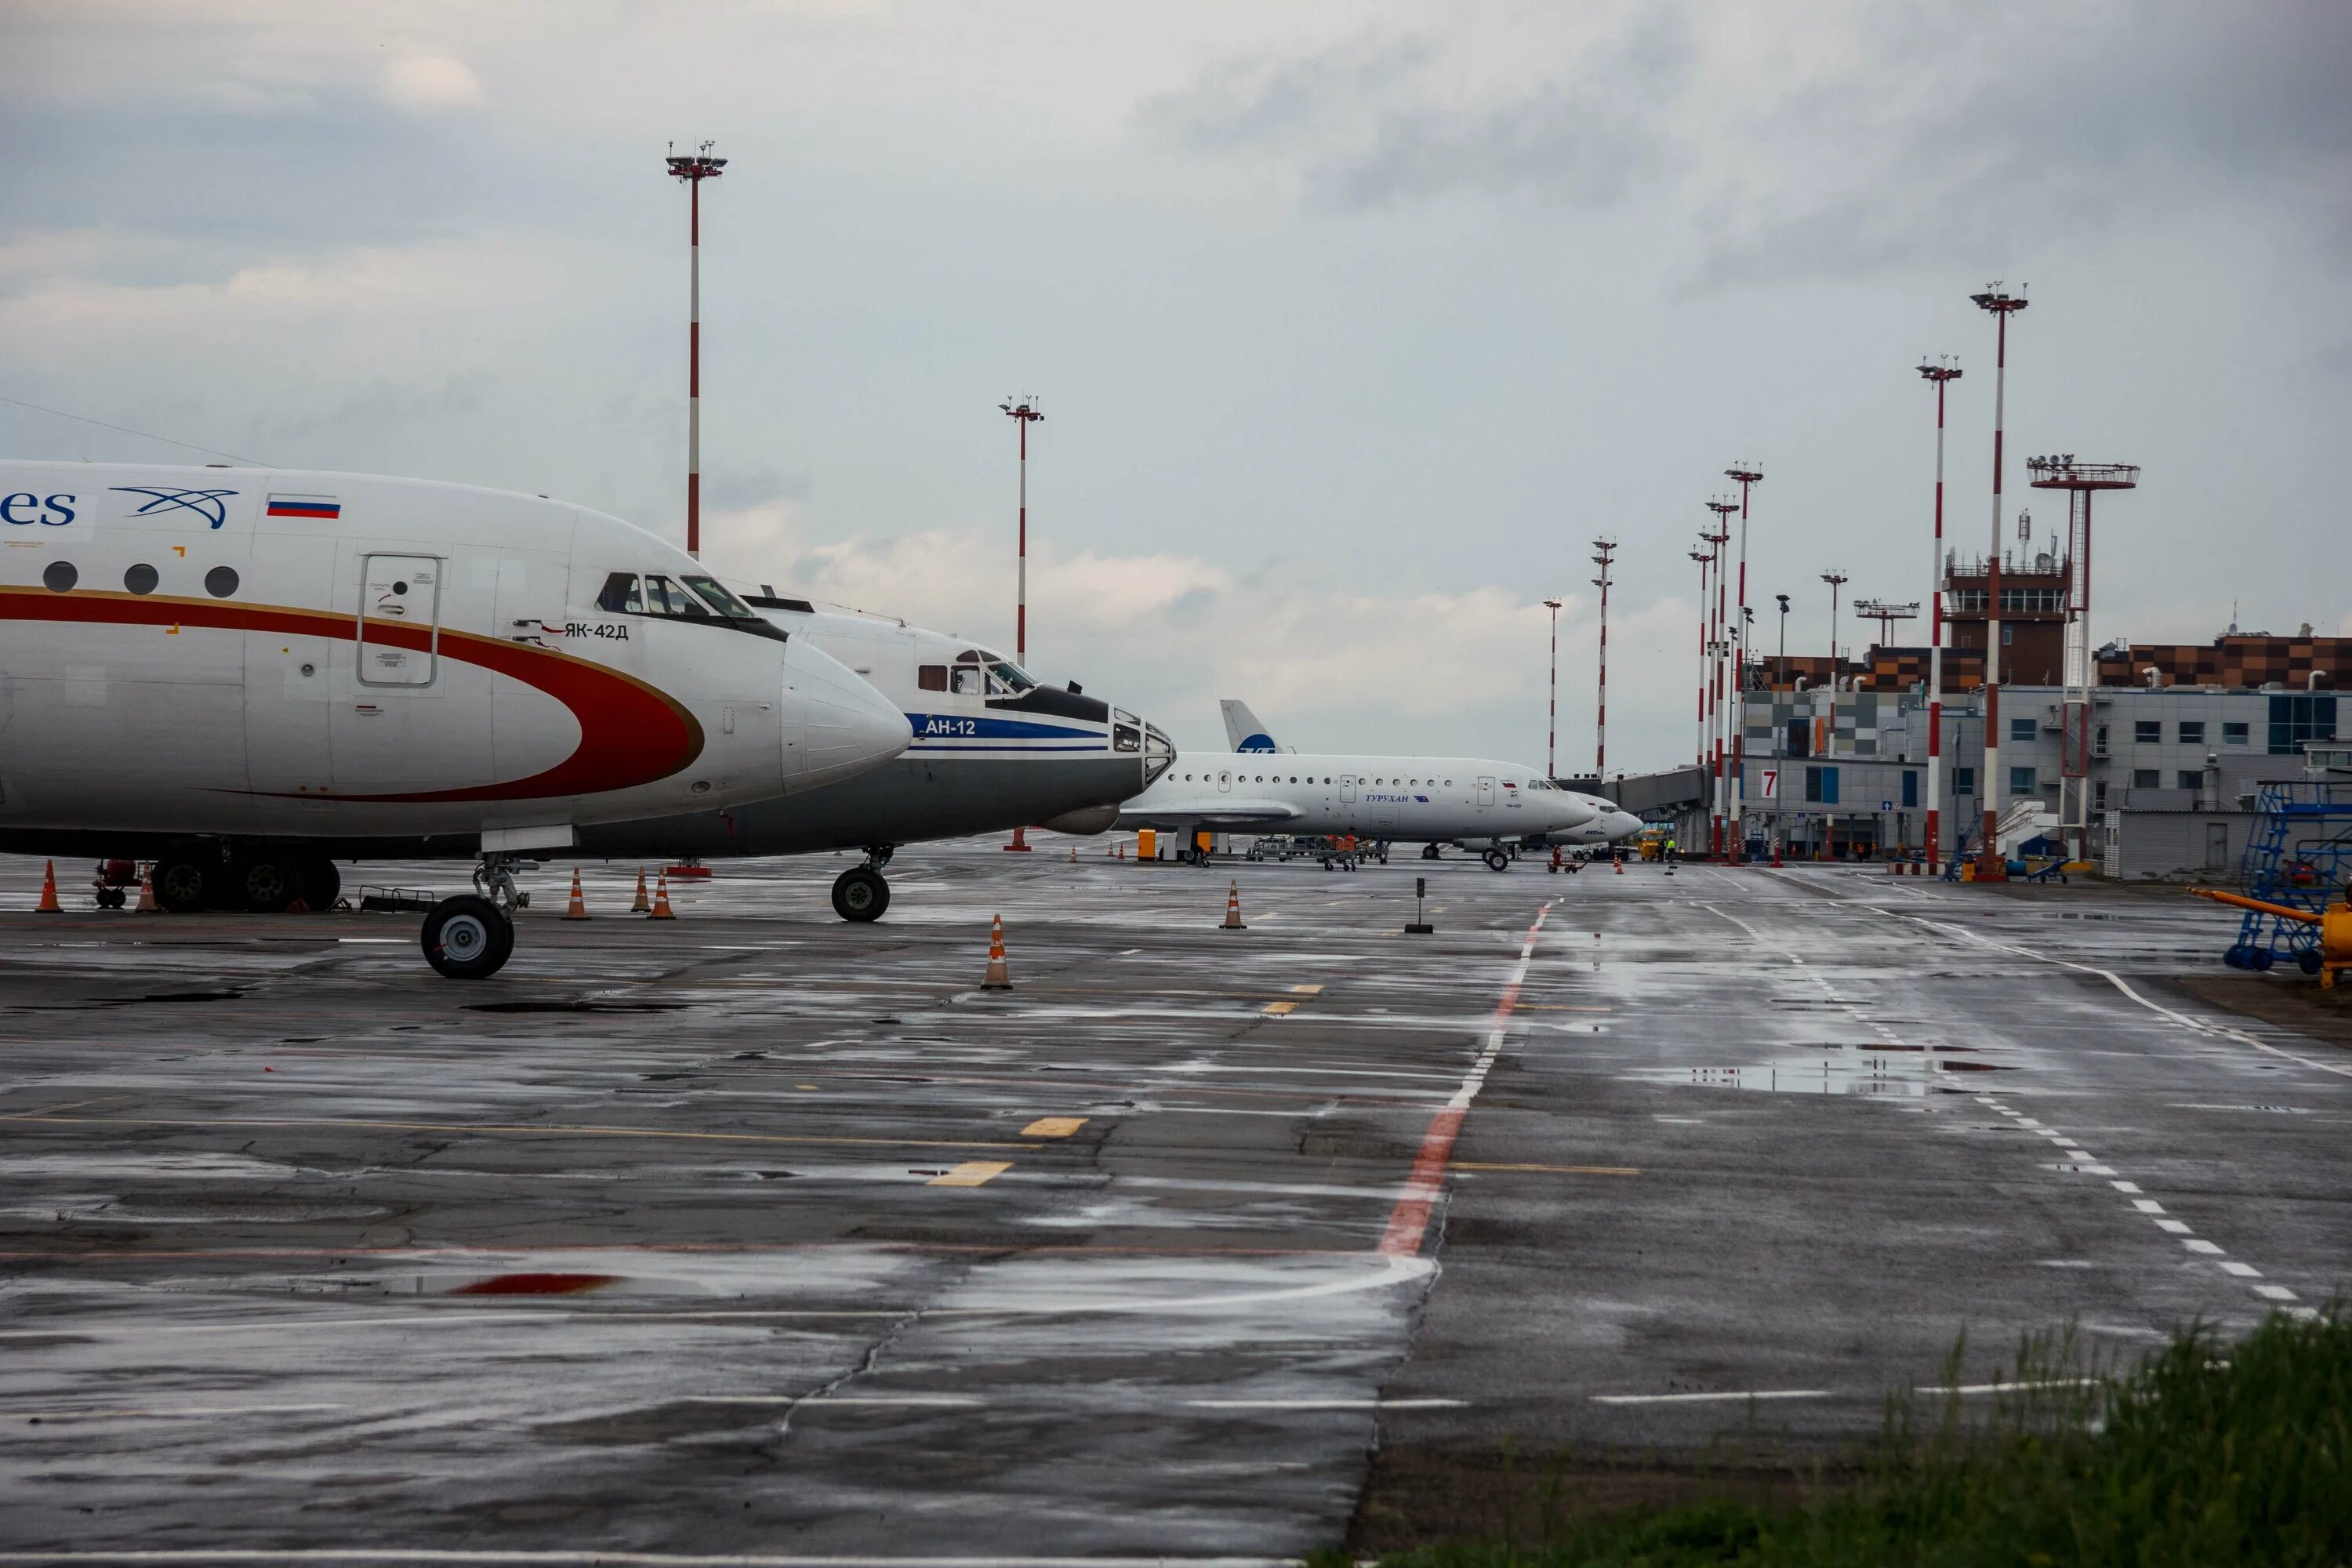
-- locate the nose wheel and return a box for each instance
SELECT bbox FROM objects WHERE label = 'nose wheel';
[832,863,891,922]
[422,894,515,979]
[1483,848,1511,872]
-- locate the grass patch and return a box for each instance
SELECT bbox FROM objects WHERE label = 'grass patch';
[1322,1307,2350,1567]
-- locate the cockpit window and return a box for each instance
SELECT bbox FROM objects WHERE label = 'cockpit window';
[683,575,757,619]
[597,572,645,614]
[643,574,711,618]
[957,648,1038,695]
[949,666,986,696]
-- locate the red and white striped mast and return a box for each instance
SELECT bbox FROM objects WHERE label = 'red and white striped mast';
[1970,284,2027,880]
[1704,499,1738,857]
[1918,357,1962,872]
[1000,396,1044,852]
[665,141,727,560]
[1590,539,1616,779]
[1543,598,1564,779]
[1689,543,1714,775]
[1725,465,1762,862]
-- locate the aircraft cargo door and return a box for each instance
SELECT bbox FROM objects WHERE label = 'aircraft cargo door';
[1476,775,1497,808]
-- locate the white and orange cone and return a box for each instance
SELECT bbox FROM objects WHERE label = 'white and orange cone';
[35,860,62,914]
[647,873,676,920]
[1220,878,1246,931]
[1614,852,1624,875]
[982,913,1012,989]
[630,868,651,913]
[564,869,590,920]
[135,864,161,913]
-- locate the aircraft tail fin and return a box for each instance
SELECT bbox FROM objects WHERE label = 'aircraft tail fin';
[1221,699,1283,753]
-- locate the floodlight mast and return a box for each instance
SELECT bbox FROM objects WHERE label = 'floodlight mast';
[1820,571,1849,672]
[1590,539,1617,778]
[1689,545,1715,774]
[665,141,728,560]
[1543,598,1565,779]
[1725,464,1762,861]
[2029,454,2140,864]
[1971,283,2028,878]
[1704,500,1738,857]
[999,396,1044,852]
[1918,356,1962,872]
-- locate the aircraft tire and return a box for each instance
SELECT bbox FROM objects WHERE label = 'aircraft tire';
[831,866,891,923]
[236,853,304,913]
[1421,843,1440,861]
[423,895,513,979]
[153,854,211,914]
[299,854,343,912]
[1483,849,1510,873]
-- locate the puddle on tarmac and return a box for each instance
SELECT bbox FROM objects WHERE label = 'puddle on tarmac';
[1626,1047,2013,1097]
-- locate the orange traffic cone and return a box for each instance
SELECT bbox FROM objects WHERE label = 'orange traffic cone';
[648,873,675,920]
[35,860,62,914]
[630,868,651,913]
[564,869,590,920]
[982,913,1011,989]
[1069,845,1076,862]
[1220,878,1247,931]
[1614,854,1624,875]
[135,864,161,913]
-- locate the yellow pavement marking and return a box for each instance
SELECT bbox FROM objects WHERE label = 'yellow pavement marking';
[0,1113,1033,1154]
[1454,1161,1642,1177]
[1290,984,1325,996]
[1020,1116,1087,1138]
[928,1160,1012,1188]
[1262,1000,1300,1015]
[795,1083,819,1091]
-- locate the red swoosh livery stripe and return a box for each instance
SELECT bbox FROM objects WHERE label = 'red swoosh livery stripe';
[0,589,705,804]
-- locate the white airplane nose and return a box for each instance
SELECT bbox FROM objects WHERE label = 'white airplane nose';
[783,637,913,791]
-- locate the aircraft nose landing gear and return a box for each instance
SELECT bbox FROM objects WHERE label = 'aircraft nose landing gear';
[422,853,524,978]
[832,846,895,922]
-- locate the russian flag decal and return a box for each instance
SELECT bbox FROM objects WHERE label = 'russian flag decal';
[267,494,340,519]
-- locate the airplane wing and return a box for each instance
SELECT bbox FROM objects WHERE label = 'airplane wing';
[1120,799,1306,830]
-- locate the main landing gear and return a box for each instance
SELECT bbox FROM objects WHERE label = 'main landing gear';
[1421,843,1442,861]
[1483,848,1512,873]
[832,846,895,923]
[421,853,525,980]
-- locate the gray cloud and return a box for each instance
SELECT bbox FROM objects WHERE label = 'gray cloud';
[1138,9,1692,212]
[1700,0,2352,282]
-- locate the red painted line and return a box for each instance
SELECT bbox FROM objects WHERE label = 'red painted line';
[1376,904,1552,1258]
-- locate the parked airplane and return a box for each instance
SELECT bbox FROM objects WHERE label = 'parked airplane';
[1117,753,1599,869]
[1209,699,1646,853]
[0,461,910,976]
[579,593,1174,920]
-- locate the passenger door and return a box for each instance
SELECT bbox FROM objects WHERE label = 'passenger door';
[1476,775,1497,808]
[357,553,441,687]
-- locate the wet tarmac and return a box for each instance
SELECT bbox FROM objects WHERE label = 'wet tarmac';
[0,845,2346,1561]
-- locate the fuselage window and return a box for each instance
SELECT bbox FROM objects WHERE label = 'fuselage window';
[204,566,239,598]
[41,561,75,593]
[918,665,948,692]
[124,563,158,596]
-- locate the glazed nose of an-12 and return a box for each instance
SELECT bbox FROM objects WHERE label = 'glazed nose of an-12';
[782,636,914,791]
[1141,720,1177,786]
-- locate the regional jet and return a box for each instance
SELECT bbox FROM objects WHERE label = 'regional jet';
[1118,753,1600,870]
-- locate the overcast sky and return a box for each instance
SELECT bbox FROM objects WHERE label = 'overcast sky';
[5,1,2347,771]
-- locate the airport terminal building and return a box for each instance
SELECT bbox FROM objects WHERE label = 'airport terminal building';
[1720,627,2348,877]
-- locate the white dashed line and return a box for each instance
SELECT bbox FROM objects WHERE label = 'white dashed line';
[1590,1388,1830,1406]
